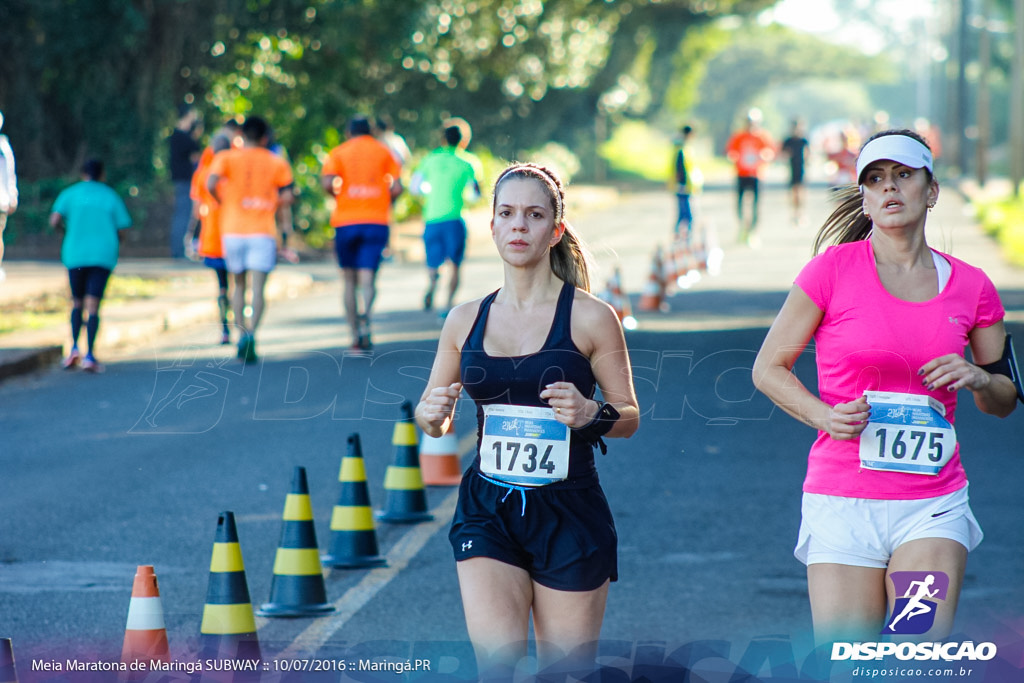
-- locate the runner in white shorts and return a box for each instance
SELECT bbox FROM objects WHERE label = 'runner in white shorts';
[207,115,294,363]
[753,129,1019,645]
[222,235,277,275]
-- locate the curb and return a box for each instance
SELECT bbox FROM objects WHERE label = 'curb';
[0,346,64,382]
[0,270,315,384]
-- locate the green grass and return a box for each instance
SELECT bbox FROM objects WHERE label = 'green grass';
[599,121,676,184]
[105,276,164,301]
[0,275,168,335]
[974,195,1024,267]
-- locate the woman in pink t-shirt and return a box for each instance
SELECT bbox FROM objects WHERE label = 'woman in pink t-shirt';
[752,129,1018,645]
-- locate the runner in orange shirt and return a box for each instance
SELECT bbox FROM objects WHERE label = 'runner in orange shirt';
[725,109,774,247]
[190,119,240,344]
[207,115,294,363]
[320,116,403,350]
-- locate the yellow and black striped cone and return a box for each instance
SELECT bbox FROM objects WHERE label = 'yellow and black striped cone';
[0,638,17,683]
[257,466,335,617]
[377,401,434,523]
[322,433,387,568]
[200,511,261,662]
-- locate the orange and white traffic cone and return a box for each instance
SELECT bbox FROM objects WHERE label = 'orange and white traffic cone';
[0,638,17,683]
[638,247,668,312]
[609,267,637,329]
[670,238,701,290]
[669,238,689,287]
[691,233,709,272]
[121,565,170,665]
[419,419,463,486]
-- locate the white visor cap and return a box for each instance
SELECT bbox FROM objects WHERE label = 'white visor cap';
[856,135,933,185]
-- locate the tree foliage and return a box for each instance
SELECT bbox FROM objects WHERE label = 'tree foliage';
[691,20,892,149]
[2,0,775,186]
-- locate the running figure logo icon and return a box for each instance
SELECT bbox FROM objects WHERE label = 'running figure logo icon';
[884,571,950,635]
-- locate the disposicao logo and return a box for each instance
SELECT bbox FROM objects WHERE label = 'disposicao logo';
[830,570,998,664]
[884,571,949,635]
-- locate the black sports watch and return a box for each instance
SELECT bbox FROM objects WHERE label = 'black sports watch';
[573,401,621,452]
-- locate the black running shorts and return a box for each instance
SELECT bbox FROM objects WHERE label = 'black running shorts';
[449,470,618,592]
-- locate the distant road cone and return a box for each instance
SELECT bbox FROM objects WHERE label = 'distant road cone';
[323,434,387,568]
[377,401,434,523]
[638,246,667,312]
[670,238,702,290]
[669,238,687,285]
[257,466,335,617]
[121,565,170,666]
[692,237,709,272]
[1,638,17,683]
[598,269,624,319]
[200,511,260,662]
[604,266,637,330]
[420,419,463,486]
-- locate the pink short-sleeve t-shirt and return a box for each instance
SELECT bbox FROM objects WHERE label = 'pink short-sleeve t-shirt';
[795,239,1004,499]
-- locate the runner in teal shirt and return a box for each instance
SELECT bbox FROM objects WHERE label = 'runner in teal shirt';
[411,125,480,315]
[49,159,132,372]
[52,169,132,270]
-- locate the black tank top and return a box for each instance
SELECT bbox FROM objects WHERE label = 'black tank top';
[460,281,599,488]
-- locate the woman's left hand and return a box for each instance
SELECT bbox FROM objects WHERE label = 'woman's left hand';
[919,354,990,393]
[540,382,596,428]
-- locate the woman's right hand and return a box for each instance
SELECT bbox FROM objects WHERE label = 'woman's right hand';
[823,396,871,441]
[417,382,463,433]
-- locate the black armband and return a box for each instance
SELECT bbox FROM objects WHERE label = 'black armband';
[572,402,621,454]
[980,334,1024,404]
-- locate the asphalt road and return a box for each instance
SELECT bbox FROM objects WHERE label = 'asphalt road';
[2,182,1023,682]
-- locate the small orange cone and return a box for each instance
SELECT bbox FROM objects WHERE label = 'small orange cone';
[670,238,702,290]
[322,433,387,568]
[121,565,170,665]
[419,418,463,486]
[638,247,668,312]
[598,270,623,319]
[0,638,17,683]
[691,232,709,272]
[669,238,688,286]
[257,466,335,617]
[378,401,434,523]
[605,267,636,330]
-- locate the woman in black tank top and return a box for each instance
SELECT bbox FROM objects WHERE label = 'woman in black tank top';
[415,163,639,678]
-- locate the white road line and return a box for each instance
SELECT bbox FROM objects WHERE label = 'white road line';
[267,432,475,656]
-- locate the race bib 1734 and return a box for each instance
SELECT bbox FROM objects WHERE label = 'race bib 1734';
[479,404,570,487]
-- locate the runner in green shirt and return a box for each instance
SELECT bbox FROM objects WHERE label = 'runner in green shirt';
[411,125,481,315]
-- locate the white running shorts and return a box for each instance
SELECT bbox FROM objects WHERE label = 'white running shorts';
[795,485,983,568]
[222,235,277,274]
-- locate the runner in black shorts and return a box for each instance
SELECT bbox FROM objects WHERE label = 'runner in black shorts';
[781,118,810,227]
[49,159,132,373]
[415,163,639,678]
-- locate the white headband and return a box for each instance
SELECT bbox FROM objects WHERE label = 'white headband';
[856,135,933,184]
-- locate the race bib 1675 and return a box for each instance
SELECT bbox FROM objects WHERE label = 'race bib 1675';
[858,391,957,476]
